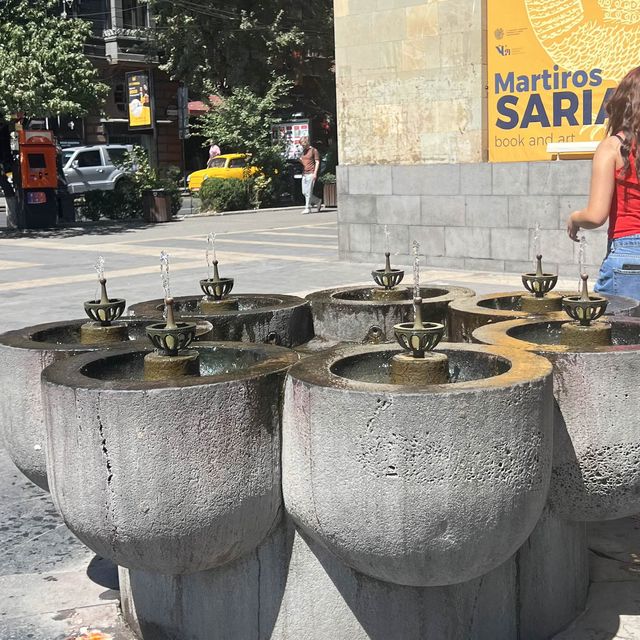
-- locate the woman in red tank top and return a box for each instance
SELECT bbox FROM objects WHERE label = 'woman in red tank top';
[568,66,640,299]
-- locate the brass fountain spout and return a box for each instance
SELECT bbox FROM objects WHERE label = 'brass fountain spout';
[80,270,128,345]
[391,296,448,384]
[560,274,611,348]
[520,254,561,314]
[200,243,239,312]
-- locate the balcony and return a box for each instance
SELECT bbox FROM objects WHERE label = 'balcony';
[103,26,155,64]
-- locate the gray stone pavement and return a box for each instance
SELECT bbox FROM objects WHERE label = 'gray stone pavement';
[0,206,639,639]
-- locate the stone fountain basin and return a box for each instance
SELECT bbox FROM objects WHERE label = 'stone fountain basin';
[41,342,298,575]
[306,285,475,343]
[473,315,640,522]
[127,294,313,347]
[448,290,640,342]
[0,318,212,492]
[282,343,553,587]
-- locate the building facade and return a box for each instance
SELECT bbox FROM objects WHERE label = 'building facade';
[58,0,182,169]
[334,0,605,276]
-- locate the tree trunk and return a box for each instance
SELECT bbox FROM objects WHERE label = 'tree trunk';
[4,196,18,229]
[0,173,17,228]
[0,121,18,227]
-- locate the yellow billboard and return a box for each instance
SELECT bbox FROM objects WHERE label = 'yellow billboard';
[126,72,153,129]
[487,0,638,162]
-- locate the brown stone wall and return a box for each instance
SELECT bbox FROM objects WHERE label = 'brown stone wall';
[334,0,486,165]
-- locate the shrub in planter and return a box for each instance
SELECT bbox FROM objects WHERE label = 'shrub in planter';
[81,187,142,221]
[79,149,181,222]
[319,172,337,208]
[118,148,182,219]
[200,178,251,212]
[161,165,184,215]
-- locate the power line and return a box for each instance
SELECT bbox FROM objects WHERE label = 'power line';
[156,0,239,21]
[63,2,333,36]
[62,0,237,21]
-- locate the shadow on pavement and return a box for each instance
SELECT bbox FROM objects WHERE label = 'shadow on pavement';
[0,218,179,239]
[87,555,120,591]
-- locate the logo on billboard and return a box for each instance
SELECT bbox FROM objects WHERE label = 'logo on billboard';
[496,45,511,56]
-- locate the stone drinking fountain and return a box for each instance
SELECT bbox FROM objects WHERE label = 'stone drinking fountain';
[0,257,212,491]
[449,253,640,342]
[28,243,595,640]
[306,239,474,347]
[473,274,640,524]
[8,227,638,638]
[277,260,597,639]
[128,237,313,347]
[41,256,299,577]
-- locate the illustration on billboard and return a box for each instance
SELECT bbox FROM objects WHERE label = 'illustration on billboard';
[126,72,153,129]
[487,0,638,162]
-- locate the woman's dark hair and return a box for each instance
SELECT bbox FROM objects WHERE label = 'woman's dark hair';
[606,66,640,178]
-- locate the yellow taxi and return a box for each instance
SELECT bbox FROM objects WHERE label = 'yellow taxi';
[187,153,259,191]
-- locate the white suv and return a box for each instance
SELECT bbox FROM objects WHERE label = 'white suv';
[62,145,133,194]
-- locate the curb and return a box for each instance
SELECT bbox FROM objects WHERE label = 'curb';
[179,205,337,219]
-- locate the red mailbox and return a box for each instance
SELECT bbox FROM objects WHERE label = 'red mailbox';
[19,129,58,190]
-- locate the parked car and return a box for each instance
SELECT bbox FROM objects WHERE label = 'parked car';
[187,153,260,191]
[62,145,133,194]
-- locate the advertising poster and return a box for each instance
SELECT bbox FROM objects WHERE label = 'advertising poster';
[126,71,153,129]
[487,0,637,162]
[271,121,310,159]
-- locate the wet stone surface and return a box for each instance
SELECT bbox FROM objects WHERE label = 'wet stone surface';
[330,349,511,385]
[0,447,133,639]
[506,320,640,347]
[0,451,89,577]
[83,345,271,381]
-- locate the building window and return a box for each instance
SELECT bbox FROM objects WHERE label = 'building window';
[114,83,126,112]
[75,0,109,32]
[122,0,148,29]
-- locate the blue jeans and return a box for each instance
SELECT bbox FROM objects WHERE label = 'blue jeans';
[594,234,640,300]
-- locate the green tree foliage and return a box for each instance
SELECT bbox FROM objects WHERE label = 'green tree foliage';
[194,76,291,206]
[148,0,335,119]
[195,76,291,174]
[0,0,109,117]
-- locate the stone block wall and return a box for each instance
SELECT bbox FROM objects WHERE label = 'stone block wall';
[334,0,485,165]
[333,1,607,277]
[337,160,608,276]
